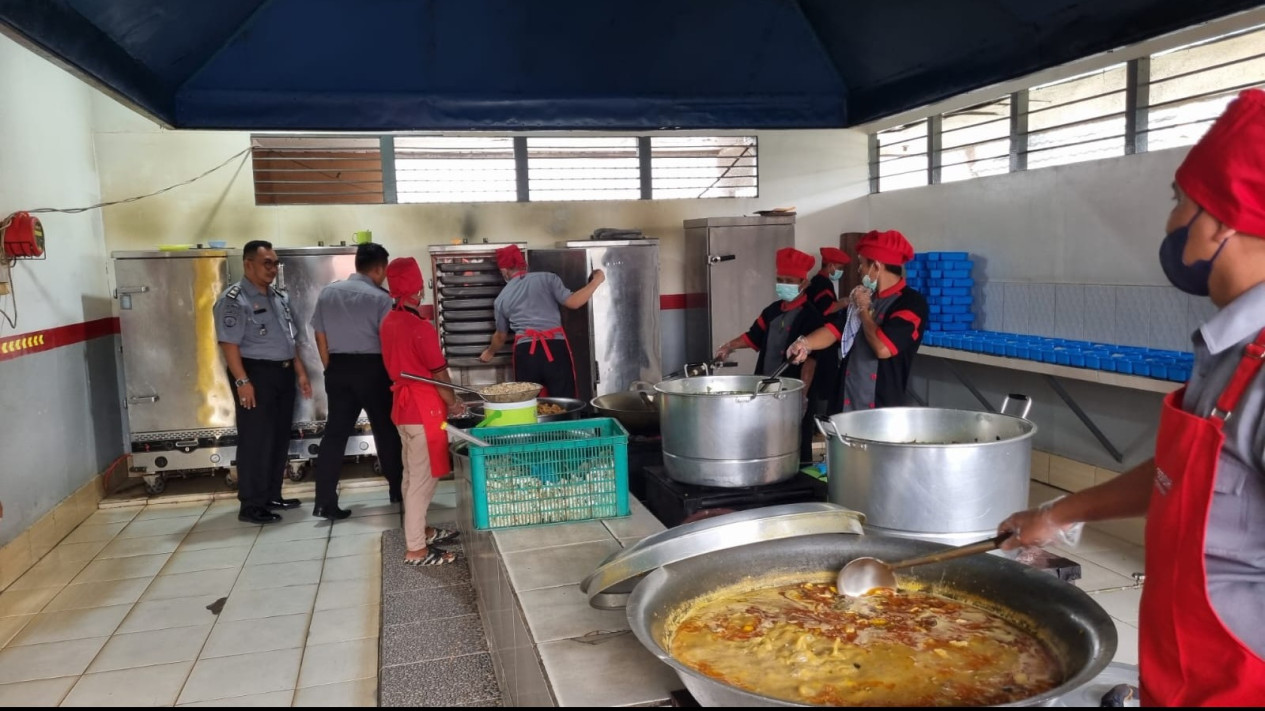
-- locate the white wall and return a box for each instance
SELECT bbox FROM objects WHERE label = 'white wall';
[857,149,1187,286]
[0,36,111,332]
[91,96,870,296]
[0,34,121,548]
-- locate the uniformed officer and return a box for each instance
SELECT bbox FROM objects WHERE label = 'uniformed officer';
[215,240,312,525]
[309,242,403,520]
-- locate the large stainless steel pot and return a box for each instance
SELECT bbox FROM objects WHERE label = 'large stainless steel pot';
[654,375,803,487]
[817,398,1036,543]
[627,533,1116,707]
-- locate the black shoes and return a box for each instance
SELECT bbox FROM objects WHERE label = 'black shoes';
[313,504,351,521]
[266,498,301,510]
[238,507,282,525]
[389,489,403,504]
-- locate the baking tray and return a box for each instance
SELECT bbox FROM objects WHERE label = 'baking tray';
[442,332,491,345]
[437,273,504,286]
[440,298,496,310]
[440,309,494,322]
[446,344,512,357]
[437,261,499,273]
[442,320,496,333]
[440,286,503,298]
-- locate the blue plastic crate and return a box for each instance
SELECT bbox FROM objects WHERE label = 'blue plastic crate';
[468,418,630,530]
[951,278,976,287]
[943,322,970,331]
[926,253,942,261]
[930,270,944,278]
[954,313,976,323]
[945,270,971,279]
[952,296,974,306]
[929,304,942,315]
[937,251,969,261]
[941,304,969,314]
[942,287,970,297]
[929,287,942,296]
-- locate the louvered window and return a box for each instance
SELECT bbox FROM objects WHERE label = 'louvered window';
[650,136,758,199]
[252,137,384,206]
[394,137,517,204]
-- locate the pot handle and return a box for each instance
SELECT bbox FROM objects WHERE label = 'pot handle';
[639,391,659,411]
[1000,393,1033,419]
[815,416,867,449]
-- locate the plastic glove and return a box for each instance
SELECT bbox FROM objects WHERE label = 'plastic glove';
[787,336,810,365]
[997,496,1084,550]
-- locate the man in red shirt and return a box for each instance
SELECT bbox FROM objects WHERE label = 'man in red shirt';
[380,258,466,566]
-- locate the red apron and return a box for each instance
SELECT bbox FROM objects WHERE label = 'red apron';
[512,325,578,398]
[390,381,452,479]
[1140,328,1265,706]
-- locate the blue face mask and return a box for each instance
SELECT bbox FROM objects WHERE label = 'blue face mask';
[861,274,879,292]
[775,283,800,302]
[1158,209,1228,297]
[827,270,842,282]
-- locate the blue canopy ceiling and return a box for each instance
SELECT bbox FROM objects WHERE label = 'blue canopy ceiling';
[1,0,1261,130]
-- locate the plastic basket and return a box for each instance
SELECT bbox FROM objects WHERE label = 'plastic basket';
[467,418,630,530]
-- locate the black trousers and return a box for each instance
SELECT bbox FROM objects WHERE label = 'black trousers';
[513,340,577,399]
[800,396,831,464]
[232,359,296,511]
[314,354,404,506]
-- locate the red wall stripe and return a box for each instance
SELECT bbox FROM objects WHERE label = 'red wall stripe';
[660,293,708,310]
[0,317,119,364]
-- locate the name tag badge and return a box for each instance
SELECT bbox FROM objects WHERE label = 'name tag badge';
[258,325,268,337]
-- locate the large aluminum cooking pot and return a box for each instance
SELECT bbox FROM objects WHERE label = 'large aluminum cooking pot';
[654,375,803,487]
[817,397,1036,544]
[627,533,1116,707]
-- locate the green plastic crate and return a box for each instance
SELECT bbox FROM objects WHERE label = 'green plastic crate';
[468,418,629,530]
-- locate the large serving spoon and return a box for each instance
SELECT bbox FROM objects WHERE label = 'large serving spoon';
[837,532,1013,597]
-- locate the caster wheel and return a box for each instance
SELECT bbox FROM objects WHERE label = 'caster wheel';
[144,477,166,496]
[289,463,310,482]
[225,472,238,490]
[372,459,382,475]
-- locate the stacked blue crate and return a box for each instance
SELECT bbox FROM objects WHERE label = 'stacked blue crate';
[920,330,1195,383]
[907,251,975,333]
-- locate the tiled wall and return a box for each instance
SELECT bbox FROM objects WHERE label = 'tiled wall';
[1031,450,1146,547]
[976,282,1216,352]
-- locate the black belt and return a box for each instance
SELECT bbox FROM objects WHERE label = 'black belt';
[328,353,383,361]
[241,358,293,369]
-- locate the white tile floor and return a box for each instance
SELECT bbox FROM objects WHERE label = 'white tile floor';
[0,483,458,707]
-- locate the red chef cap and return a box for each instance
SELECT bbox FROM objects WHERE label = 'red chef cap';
[496,244,527,271]
[820,247,851,266]
[386,257,424,300]
[857,230,915,265]
[776,247,816,280]
[1175,89,1265,238]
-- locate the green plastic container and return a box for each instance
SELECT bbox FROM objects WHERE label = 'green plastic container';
[468,418,629,530]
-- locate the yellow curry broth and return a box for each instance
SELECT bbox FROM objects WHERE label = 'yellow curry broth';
[666,580,1061,707]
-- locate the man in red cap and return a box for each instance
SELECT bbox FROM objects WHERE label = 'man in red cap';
[479,244,604,398]
[789,230,928,415]
[380,257,467,566]
[997,90,1265,706]
[716,248,825,463]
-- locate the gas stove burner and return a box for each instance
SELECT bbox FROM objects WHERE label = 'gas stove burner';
[640,466,827,528]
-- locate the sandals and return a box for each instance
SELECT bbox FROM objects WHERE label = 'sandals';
[405,548,458,566]
[426,527,460,545]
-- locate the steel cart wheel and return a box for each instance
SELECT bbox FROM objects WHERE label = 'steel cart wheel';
[143,475,166,496]
[288,462,310,482]
[224,470,238,490]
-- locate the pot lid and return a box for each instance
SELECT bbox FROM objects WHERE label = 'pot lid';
[580,502,865,610]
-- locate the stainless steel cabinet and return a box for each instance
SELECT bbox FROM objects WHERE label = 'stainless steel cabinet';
[529,240,661,402]
[683,216,795,374]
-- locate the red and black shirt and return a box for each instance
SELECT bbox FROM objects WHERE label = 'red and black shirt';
[743,293,826,378]
[824,279,928,412]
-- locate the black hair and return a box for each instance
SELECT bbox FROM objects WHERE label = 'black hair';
[243,240,273,260]
[884,263,903,276]
[355,242,390,272]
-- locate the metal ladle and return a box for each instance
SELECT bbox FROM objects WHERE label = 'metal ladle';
[836,532,1013,597]
[755,360,790,394]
